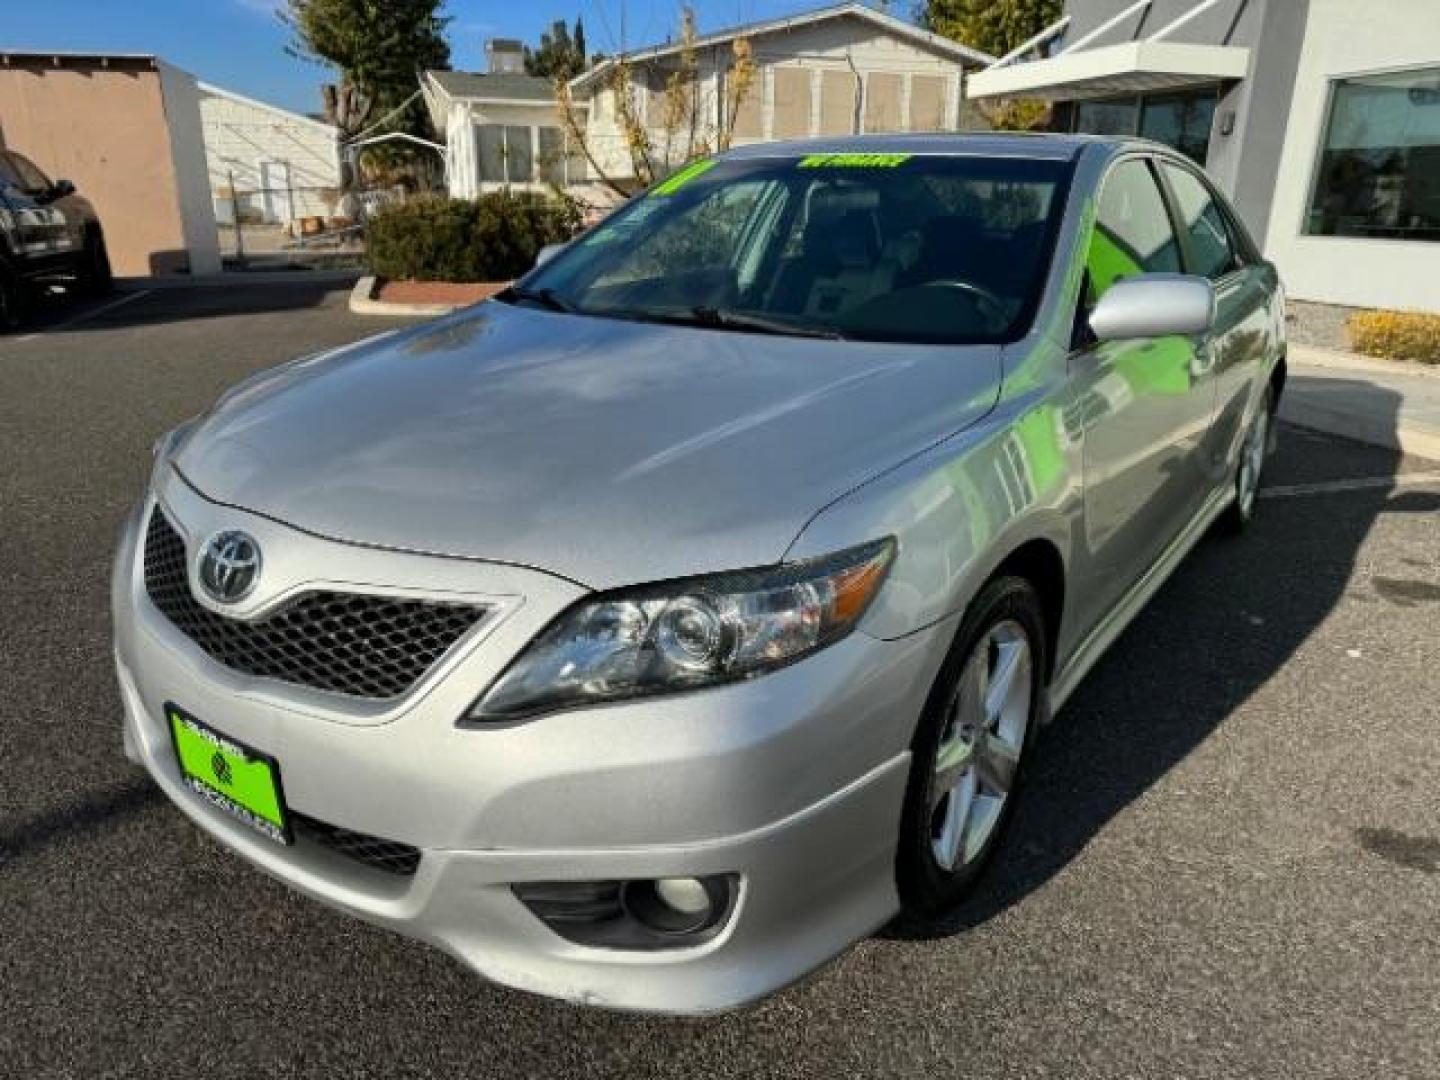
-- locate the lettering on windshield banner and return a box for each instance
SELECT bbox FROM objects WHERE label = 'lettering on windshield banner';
[797,153,912,169]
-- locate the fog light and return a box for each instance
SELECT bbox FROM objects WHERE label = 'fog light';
[621,875,730,935]
[514,873,738,949]
[656,876,711,915]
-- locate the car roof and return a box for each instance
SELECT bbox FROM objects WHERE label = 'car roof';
[721,132,1109,163]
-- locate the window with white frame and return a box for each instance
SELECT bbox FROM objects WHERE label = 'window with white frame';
[1305,66,1440,242]
[476,124,536,184]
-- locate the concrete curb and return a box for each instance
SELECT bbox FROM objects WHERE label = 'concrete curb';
[1280,394,1440,463]
[1289,343,1440,381]
[348,275,459,317]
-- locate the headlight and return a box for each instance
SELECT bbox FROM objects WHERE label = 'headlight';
[466,538,896,721]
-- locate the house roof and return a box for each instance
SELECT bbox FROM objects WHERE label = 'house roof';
[425,71,559,103]
[198,81,339,137]
[570,2,996,90]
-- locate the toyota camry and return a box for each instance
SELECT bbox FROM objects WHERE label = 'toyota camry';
[113,134,1285,1013]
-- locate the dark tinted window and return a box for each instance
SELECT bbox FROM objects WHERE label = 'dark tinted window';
[1087,159,1180,303]
[6,153,50,194]
[1305,67,1440,242]
[522,154,1074,345]
[1160,162,1240,280]
[1140,94,1217,165]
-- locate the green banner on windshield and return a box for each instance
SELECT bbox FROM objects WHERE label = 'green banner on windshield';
[652,159,717,195]
[798,153,912,169]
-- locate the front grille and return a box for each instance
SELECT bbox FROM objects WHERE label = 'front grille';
[291,813,421,876]
[143,508,487,700]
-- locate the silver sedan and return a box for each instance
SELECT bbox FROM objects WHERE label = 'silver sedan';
[112,134,1285,1013]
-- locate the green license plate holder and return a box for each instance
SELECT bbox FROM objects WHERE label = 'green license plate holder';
[167,703,292,845]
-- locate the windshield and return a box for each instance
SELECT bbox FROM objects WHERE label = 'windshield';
[513,153,1073,345]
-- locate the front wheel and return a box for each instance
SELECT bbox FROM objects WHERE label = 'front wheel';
[78,230,113,297]
[896,576,1047,919]
[0,262,28,332]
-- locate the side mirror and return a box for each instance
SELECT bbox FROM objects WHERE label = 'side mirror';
[1088,273,1215,342]
[534,242,565,269]
[41,179,76,201]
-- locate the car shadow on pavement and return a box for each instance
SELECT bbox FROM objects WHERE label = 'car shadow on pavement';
[887,380,1408,941]
[0,778,160,868]
[19,279,352,335]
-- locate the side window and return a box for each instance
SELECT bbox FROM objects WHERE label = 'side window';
[1160,161,1241,280]
[1087,159,1181,306]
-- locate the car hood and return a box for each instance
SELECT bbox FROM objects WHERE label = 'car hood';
[175,302,1001,589]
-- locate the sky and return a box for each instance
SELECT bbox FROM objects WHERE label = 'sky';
[1,0,838,115]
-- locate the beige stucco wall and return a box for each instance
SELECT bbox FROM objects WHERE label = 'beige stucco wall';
[0,58,203,275]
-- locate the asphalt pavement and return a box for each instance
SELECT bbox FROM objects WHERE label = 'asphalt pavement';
[2,285,1437,1078]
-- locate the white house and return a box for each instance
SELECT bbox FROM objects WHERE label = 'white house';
[198,82,343,226]
[422,71,591,198]
[570,2,994,187]
[425,2,994,199]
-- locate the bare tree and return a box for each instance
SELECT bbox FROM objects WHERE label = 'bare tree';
[556,7,757,200]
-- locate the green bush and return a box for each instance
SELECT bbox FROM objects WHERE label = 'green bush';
[366,191,582,283]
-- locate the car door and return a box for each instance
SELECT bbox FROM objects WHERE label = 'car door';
[1156,159,1277,489]
[1069,156,1217,626]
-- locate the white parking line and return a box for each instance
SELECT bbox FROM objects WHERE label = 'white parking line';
[1260,472,1440,499]
[12,289,153,342]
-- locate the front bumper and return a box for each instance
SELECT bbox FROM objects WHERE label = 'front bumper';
[113,473,953,1012]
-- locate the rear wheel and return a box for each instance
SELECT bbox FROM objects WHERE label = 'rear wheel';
[896,576,1046,919]
[1221,386,1273,534]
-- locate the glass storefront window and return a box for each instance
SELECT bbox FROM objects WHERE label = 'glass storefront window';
[1140,94,1217,165]
[1070,89,1218,165]
[1074,98,1139,138]
[1306,66,1440,242]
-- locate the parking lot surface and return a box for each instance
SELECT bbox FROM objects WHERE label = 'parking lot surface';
[2,285,1437,1078]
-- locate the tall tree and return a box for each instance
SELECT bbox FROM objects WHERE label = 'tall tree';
[284,0,451,140]
[922,0,1060,130]
[921,0,1062,61]
[525,18,588,79]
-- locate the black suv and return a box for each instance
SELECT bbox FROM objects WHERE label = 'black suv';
[0,149,111,329]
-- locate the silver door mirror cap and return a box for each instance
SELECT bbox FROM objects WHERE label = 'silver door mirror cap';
[534,243,566,269]
[1088,273,1216,342]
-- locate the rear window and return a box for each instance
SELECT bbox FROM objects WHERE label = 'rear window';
[518,153,1075,346]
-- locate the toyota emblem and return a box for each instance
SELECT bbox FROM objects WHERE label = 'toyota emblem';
[197,530,262,604]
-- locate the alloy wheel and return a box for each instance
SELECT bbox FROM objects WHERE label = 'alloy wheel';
[929,619,1033,872]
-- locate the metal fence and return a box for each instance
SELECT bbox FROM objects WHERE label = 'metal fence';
[213,174,415,268]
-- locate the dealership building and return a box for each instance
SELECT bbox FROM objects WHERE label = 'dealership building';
[967,0,1440,319]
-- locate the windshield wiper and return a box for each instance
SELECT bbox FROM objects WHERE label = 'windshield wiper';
[689,306,848,341]
[502,285,577,313]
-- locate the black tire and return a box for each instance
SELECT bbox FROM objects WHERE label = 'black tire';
[0,261,28,332]
[1220,385,1274,535]
[896,575,1047,920]
[78,229,114,297]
